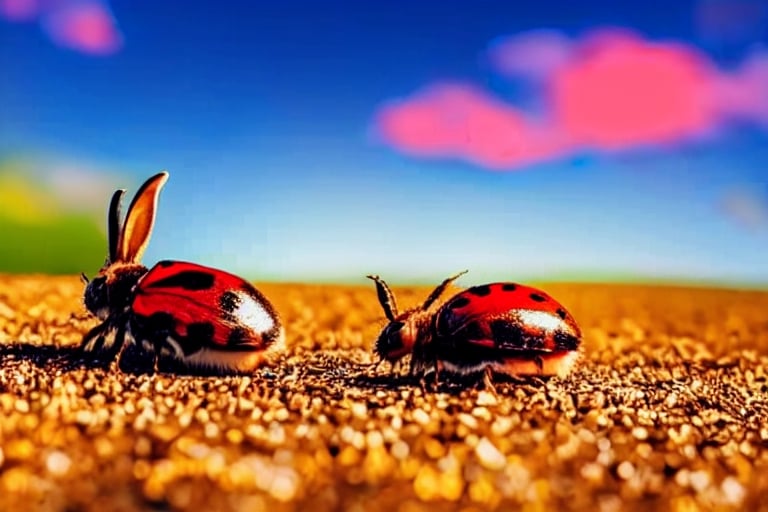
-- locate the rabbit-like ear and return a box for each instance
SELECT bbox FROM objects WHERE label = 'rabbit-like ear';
[107,188,126,264]
[117,171,169,263]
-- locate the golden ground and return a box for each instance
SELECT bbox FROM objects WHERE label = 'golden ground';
[0,275,767,512]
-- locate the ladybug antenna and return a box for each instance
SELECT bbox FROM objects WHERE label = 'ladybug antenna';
[107,188,126,264]
[421,270,468,310]
[80,272,90,285]
[366,274,398,321]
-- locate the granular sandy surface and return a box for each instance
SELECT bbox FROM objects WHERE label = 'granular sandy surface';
[0,275,767,512]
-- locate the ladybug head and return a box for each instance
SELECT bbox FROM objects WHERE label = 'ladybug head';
[367,270,468,363]
[82,171,169,318]
[367,274,415,362]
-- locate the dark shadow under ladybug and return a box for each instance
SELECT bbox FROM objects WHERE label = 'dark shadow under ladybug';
[0,343,85,372]
[347,371,416,390]
[0,341,152,375]
[0,341,276,378]
[417,367,553,395]
[348,362,552,395]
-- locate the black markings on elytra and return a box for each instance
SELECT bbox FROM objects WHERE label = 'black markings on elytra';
[157,260,175,268]
[449,297,471,309]
[468,285,492,297]
[187,322,214,342]
[142,311,176,332]
[460,321,486,341]
[489,319,545,350]
[502,283,517,292]
[227,327,251,346]
[262,325,283,348]
[553,330,581,351]
[529,292,546,302]
[219,291,242,313]
[556,308,567,319]
[145,270,215,291]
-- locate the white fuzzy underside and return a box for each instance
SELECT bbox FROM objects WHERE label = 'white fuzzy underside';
[439,350,581,379]
[138,326,286,373]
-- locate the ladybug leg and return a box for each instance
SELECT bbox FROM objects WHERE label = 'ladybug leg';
[483,366,499,398]
[80,321,108,354]
[419,374,429,394]
[414,362,432,393]
[418,367,438,393]
[109,324,129,373]
[531,355,549,385]
[433,360,444,391]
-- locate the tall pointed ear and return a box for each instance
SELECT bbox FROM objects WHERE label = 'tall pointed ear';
[107,188,125,264]
[366,274,398,321]
[117,171,169,263]
[421,270,468,310]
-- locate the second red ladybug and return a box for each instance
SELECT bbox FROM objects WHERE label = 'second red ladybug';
[367,271,582,390]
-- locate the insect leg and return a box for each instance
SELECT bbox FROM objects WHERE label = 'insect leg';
[107,324,128,373]
[433,360,444,391]
[483,366,499,398]
[80,322,108,353]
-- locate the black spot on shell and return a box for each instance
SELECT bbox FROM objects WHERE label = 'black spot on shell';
[261,326,283,349]
[227,328,251,346]
[143,312,176,331]
[553,330,580,351]
[490,319,545,350]
[502,283,517,291]
[157,260,175,268]
[145,270,215,291]
[556,308,567,319]
[449,296,471,309]
[219,291,242,313]
[529,292,546,302]
[187,322,215,341]
[468,285,491,296]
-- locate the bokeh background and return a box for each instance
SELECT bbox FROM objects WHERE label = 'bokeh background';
[1,0,767,287]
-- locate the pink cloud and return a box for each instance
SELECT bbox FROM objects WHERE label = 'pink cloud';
[0,0,122,55]
[373,28,768,170]
[43,3,122,55]
[551,31,719,149]
[376,84,569,169]
[713,50,768,126]
[0,0,39,21]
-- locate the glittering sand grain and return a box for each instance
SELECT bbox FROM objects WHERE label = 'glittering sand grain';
[1,275,767,512]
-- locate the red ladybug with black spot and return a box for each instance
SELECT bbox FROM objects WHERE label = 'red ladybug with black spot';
[80,171,284,374]
[367,271,581,389]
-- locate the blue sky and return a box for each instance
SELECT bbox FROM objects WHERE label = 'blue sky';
[1,0,768,285]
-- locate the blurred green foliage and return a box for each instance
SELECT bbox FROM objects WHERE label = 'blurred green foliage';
[0,164,107,275]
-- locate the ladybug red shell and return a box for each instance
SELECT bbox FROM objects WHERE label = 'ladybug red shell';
[367,271,581,387]
[80,172,284,374]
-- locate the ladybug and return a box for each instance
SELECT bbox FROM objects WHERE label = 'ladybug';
[80,171,285,374]
[367,271,581,390]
